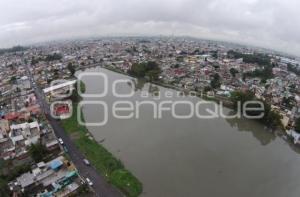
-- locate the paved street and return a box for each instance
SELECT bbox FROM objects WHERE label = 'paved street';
[25,64,122,197]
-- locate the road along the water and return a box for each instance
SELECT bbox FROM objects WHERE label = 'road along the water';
[25,64,122,197]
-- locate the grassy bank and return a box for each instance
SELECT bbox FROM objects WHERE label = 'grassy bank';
[61,82,142,197]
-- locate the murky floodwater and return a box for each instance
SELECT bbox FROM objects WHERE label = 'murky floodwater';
[79,67,300,197]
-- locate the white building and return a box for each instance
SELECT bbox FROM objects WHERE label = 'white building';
[9,121,40,146]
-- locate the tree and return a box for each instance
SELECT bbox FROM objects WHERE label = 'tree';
[45,53,62,62]
[230,91,282,129]
[282,96,296,109]
[287,63,300,76]
[0,45,27,55]
[129,63,147,77]
[211,50,218,59]
[203,86,212,93]
[146,69,161,82]
[0,178,9,196]
[53,69,59,77]
[69,81,85,103]
[229,68,239,78]
[10,76,17,84]
[210,73,221,89]
[227,50,271,66]
[31,56,39,65]
[243,65,274,82]
[295,118,300,133]
[230,90,255,111]
[129,61,161,80]
[263,109,282,129]
[67,62,76,76]
[29,143,48,163]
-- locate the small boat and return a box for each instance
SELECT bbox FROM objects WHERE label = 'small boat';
[99,138,105,143]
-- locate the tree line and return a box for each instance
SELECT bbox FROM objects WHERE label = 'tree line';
[128,61,162,81]
[230,90,282,129]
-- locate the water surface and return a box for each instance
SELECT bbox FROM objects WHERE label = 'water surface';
[79,67,300,197]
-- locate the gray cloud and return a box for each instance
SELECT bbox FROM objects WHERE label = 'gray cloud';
[0,0,300,56]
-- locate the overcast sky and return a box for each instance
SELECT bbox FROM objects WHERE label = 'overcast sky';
[0,0,300,56]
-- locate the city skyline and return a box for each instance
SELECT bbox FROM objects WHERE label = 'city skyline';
[1,0,300,56]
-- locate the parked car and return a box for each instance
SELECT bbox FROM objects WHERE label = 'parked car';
[58,138,64,145]
[63,146,68,153]
[83,159,90,165]
[86,178,93,186]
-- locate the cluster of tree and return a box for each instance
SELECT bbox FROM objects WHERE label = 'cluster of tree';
[0,46,27,55]
[31,53,62,65]
[210,73,221,89]
[295,118,300,133]
[28,143,49,163]
[243,64,274,83]
[31,56,40,65]
[287,63,300,75]
[10,76,17,84]
[282,96,296,110]
[128,61,161,81]
[0,162,32,195]
[67,62,76,76]
[68,81,85,103]
[230,91,282,129]
[229,68,239,78]
[227,50,271,66]
[210,50,218,59]
[45,53,63,62]
[176,56,184,62]
[0,176,9,196]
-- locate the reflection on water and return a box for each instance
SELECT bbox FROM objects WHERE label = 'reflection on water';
[225,111,276,146]
[128,77,160,96]
[128,78,147,91]
[78,67,300,197]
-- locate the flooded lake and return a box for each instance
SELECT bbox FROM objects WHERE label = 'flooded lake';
[79,67,300,197]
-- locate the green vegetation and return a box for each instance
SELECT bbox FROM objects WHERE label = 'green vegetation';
[287,63,300,75]
[210,50,218,59]
[0,177,9,196]
[228,50,274,82]
[230,91,282,129]
[229,68,239,78]
[67,62,76,76]
[45,53,63,62]
[31,56,40,65]
[210,73,221,89]
[295,118,300,133]
[28,143,49,163]
[30,53,63,65]
[110,169,142,196]
[61,81,142,197]
[80,81,86,93]
[0,162,32,196]
[69,81,85,103]
[176,56,184,62]
[282,96,296,110]
[243,65,274,82]
[10,76,17,84]
[128,61,161,81]
[0,46,27,55]
[1,162,31,180]
[227,50,271,66]
[230,91,256,110]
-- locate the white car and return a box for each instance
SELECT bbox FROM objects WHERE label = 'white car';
[86,178,93,186]
[83,159,90,165]
[58,138,64,145]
